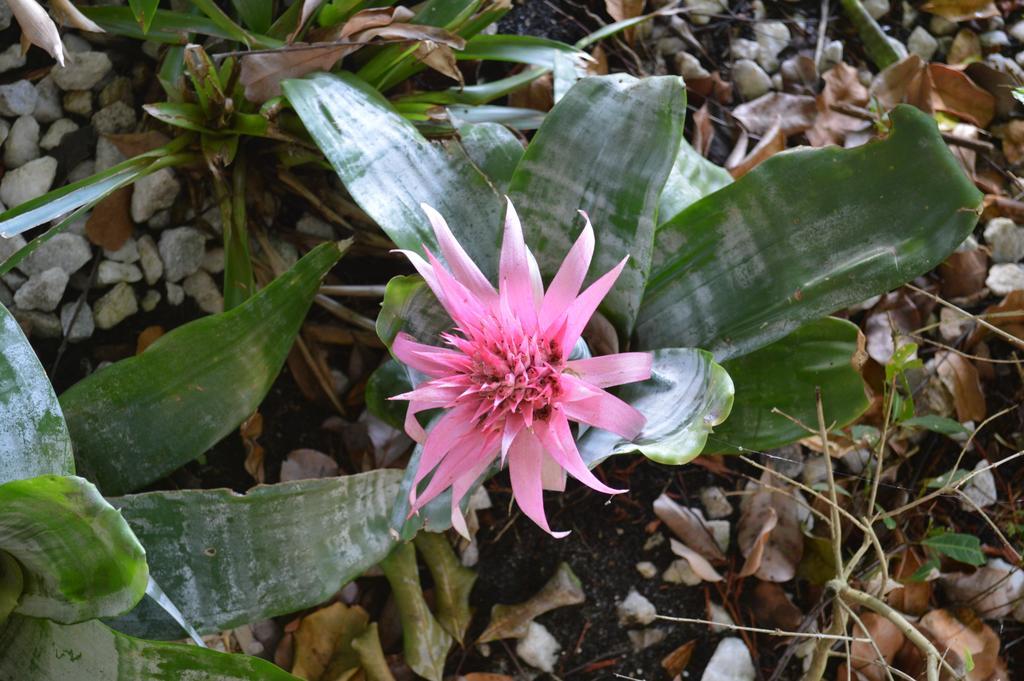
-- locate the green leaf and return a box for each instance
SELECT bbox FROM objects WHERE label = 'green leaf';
[61,241,347,495]
[80,6,250,43]
[638,105,983,360]
[1,475,147,623]
[456,34,582,66]
[106,470,411,638]
[921,531,986,566]
[907,557,941,582]
[508,74,687,336]
[452,122,524,192]
[578,348,734,467]
[283,72,505,278]
[379,542,452,681]
[128,0,159,33]
[924,468,971,489]
[0,615,298,680]
[0,551,23,626]
[413,532,476,645]
[657,138,732,225]
[902,415,969,436]
[376,275,447,350]
[839,0,900,69]
[0,304,73,484]
[143,102,212,133]
[352,624,396,681]
[230,0,273,33]
[707,318,869,454]
[366,359,412,430]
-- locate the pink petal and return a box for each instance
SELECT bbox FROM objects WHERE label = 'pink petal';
[539,214,595,329]
[410,404,478,495]
[535,412,625,495]
[411,430,498,516]
[424,248,489,333]
[392,333,471,378]
[526,249,544,310]
[498,198,538,330]
[551,256,628,354]
[559,375,646,440]
[565,352,653,388]
[420,203,497,305]
[540,449,567,492]
[449,452,496,539]
[507,428,569,538]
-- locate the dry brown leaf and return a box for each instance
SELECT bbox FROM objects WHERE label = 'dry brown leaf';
[241,412,265,484]
[749,580,802,630]
[136,325,164,355]
[929,63,995,128]
[934,351,986,422]
[691,103,714,157]
[85,187,134,251]
[292,603,370,681]
[948,29,981,65]
[105,131,172,158]
[864,292,922,364]
[661,640,696,677]
[479,562,584,642]
[807,62,870,147]
[939,249,988,299]
[653,494,726,563]
[732,92,816,137]
[413,41,462,84]
[939,559,1024,620]
[919,609,1003,681]
[461,675,514,681]
[737,471,803,582]
[737,507,776,578]
[870,55,929,111]
[605,0,643,44]
[966,290,1024,348]
[280,448,339,482]
[508,74,553,112]
[7,0,64,65]
[920,0,997,22]
[728,116,784,178]
[668,538,725,582]
[294,0,328,40]
[887,550,933,616]
[686,72,732,105]
[850,612,905,681]
[993,119,1024,165]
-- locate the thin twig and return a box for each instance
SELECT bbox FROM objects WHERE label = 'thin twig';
[654,615,869,642]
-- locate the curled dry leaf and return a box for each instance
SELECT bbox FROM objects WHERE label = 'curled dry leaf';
[806,62,870,148]
[731,92,817,137]
[749,581,802,631]
[887,549,933,617]
[850,612,905,681]
[870,55,995,128]
[240,411,265,484]
[668,538,724,583]
[933,351,986,422]
[661,639,696,678]
[949,29,982,66]
[938,249,988,299]
[291,602,370,681]
[736,471,804,582]
[280,448,340,482]
[653,493,726,564]
[7,0,65,65]
[920,0,998,22]
[939,559,1024,621]
[993,120,1024,166]
[604,0,643,44]
[479,562,585,642]
[966,290,1024,349]
[728,115,784,179]
[919,609,1006,681]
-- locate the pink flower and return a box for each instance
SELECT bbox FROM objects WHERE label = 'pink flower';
[392,200,653,537]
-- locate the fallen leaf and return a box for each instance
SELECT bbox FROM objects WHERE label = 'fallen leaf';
[737,471,804,582]
[870,55,929,112]
[105,131,172,157]
[7,0,64,65]
[604,0,643,44]
[807,62,870,147]
[86,186,134,251]
[686,72,733,105]
[728,115,784,178]
[508,74,554,112]
[966,290,1024,348]
[661,639,696,677]
[993,119,1024,165]
[413,41,462,84]
[351,624,397,681]
[749,581,802,631]
[668,538,725,582]
[280,449,339,482]
[732,92,817,137]
[240,411,265,484]
[939,559,1024,620]
[864,292,922,364]
[938,249,988,298]
[929,63,995,128]
[934,351,986,422]
[136,325,164,355]
[654,494,726,563]
[920,0,998,22]
[948,29,981,66]
[479,562,585,642]
[413,532,476,645]
[737,506,777,578]
[919,609,1003,681]
[887,549,933,616]
[850,612,905,681]
[292,602,370,681]
[691,103,714,157]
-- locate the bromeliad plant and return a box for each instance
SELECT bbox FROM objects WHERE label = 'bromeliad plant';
[282,70,982,534]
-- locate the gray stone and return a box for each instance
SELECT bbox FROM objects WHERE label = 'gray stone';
[755,21,790,72]
[701,638,755,681]
[674,52,710,80]
[60,301,94,342]
[819,39,843,71]
[14,267,68,311]
[0,0,12,30]
[984,218,1024,263]
[0,234,24,265]
[515,622,560,673]
[0,119,9,148]
[158,227,206,283]
[201,247,224,274]
[104,238,139,263]
[2,270,25,290]
[0,80,36,117]
[662,558,702,585]
[147,210,171,230]
[627,628,667,653]
[39,118,79,151]
[887,37,909,60]
[52,52,113,91]
[931,15,957,36]
[0,44,25,73]
[1011,20,1024,42]
[617,589,657,626]
[901,1,918,28]
[14,309,61,339]
[21,232,91,276]
[62,34,91,54]
[33,76,62,123]
[961,459,997,510]
[4,115,40,168]
[67,160,94,183]
[636,561,658,579]
[683,0,726,25]
[98,76,133,108]
[0,156,56,208]
[730,38,760,61]
[140,289,161,311]
[93,282,137,329]
[0,279,10,307]
[62,90,92,117]
[131,168,181,223]
[165,281,184,306]
[700,486,733,519]
[987,263,1024,294]
[296,214,335,240]
[862,0,889,18]
[733,59,772,100]
[95,136,126,173]
[183,270,223,314]
[137,235,162,284]
[981,30,1010,48]
[91,101,136,134]
[908,26,939,61]
[97,260,143,286]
